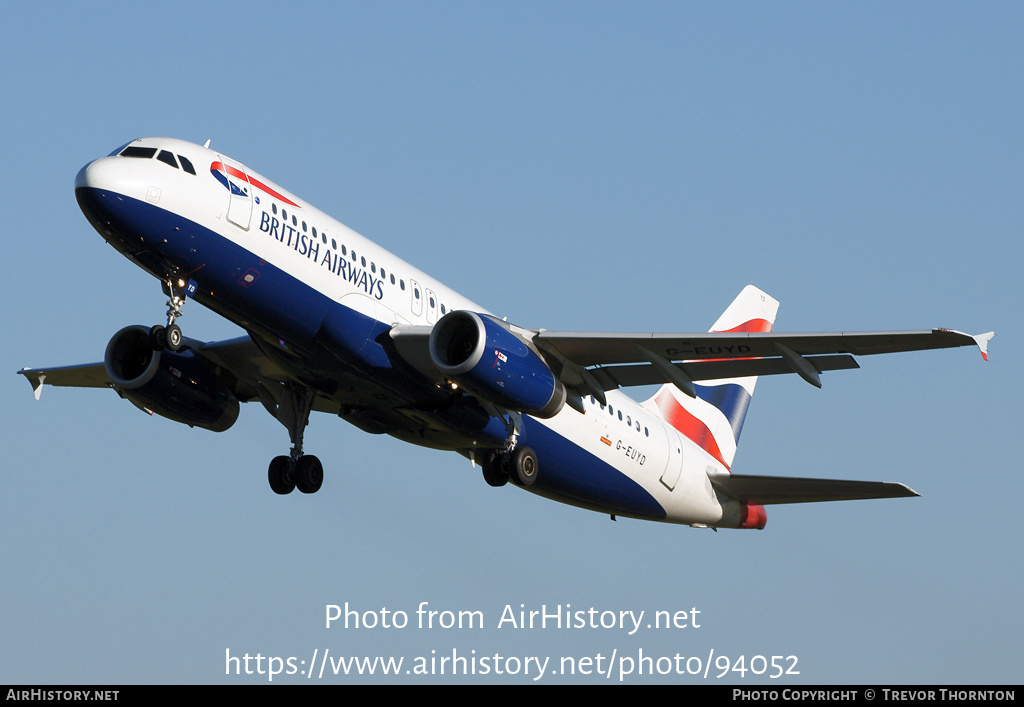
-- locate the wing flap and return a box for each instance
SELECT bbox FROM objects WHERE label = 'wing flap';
[708,472,919,505]
[589,354,859,389]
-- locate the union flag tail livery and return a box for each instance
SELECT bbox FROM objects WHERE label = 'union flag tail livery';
[18,138,993,529]
[645,286,778,529]
[649,285,778,473]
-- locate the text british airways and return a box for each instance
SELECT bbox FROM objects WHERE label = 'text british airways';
[260,212,384,300]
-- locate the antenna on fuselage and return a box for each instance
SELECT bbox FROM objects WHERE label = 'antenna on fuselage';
[204,139,211,148]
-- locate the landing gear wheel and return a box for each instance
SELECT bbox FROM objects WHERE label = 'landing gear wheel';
[511,446,539,486]
[149,325,168,351]
[295,455,324,494]
[268,456,295,495]
[481,451,509,487]
[165,324,183,352]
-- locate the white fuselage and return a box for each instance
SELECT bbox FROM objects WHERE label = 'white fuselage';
[76,137,747,527]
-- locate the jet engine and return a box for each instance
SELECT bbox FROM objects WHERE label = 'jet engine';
[104,326,240,432]
[429,311,565,418]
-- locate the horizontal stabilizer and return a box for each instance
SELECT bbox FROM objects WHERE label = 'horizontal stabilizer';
[708,472,919,505]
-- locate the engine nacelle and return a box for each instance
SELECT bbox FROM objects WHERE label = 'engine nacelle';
[104,326,240,432]
[429,311,565,418]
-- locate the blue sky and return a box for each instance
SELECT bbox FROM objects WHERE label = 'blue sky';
[1,1,1020,684]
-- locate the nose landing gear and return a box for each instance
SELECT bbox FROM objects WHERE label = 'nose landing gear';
[149,278,189,352]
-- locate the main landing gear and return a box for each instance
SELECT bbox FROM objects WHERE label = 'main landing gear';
[478,410,538,488]
[258,383,324,495]
[480,445,539,488]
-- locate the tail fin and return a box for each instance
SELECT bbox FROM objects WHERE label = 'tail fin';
[645,285,779,471]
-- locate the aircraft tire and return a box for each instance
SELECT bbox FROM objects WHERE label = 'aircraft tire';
[511,446,539,487]
[149,325,168,351]
[268,456,295,495]
[166,324,183,351]
[481,452,508,487]
[295,455,324,494]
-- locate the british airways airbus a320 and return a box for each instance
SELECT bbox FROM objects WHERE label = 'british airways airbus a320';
[19,138,993,529]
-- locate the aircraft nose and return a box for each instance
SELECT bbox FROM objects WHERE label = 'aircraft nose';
[75,157,135,242]
[75,156,132,194]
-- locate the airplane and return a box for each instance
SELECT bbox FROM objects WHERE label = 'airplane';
[18,137,994,529]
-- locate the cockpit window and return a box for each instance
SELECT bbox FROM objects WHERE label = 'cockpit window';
[156,150,179,169]
[119,146,158,159]
[116,145,197,176]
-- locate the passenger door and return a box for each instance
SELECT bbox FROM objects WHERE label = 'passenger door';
[217,155,253,230]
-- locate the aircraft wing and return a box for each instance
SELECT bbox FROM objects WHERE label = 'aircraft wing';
[391,323,992,401]
[536,328,992,366]
[18,334,292,405]
[18,362,110,400]
[708,472,919,504]
[186,335,295,404]
[534,328,994,392]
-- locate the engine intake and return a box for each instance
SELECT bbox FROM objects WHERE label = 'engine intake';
[104,326,239,432]
[429,311,565,418]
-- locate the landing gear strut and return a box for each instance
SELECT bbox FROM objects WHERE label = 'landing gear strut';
[258,383,323,495]
[149,278,188,352]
